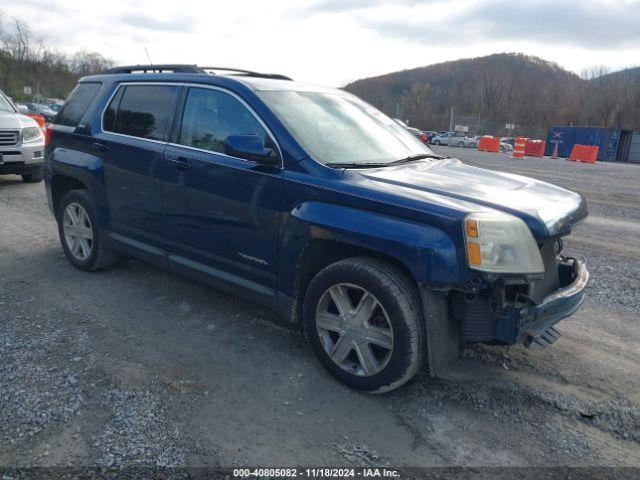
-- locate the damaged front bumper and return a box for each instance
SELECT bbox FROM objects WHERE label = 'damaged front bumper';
[517,257,589,348]
[452,256,590,349]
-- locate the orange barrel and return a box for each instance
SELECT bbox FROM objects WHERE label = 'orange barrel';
[512,137,526,158]
[524,140,545,157]
[569,145,598,163]
[478,136,500,153]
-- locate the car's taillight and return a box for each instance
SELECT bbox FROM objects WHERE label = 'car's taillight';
[45,126,53,147]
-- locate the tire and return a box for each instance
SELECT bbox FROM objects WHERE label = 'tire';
[303,257,425,393]
[457,141,464,147]
[57,190,119,271]
[433,140,441,145]
[21,167,44,183]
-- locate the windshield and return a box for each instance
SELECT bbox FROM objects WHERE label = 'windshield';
[0,93,16,113]
[257,90,434,165]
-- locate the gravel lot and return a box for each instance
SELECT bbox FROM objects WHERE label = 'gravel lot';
[1,148,639,474]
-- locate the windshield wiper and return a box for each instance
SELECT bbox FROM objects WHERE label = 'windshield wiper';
[387,154,444,166]
[325,154,444,169]
[325,162,389,169]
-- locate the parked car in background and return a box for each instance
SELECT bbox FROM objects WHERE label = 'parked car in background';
[500,141,514,152]
[393,119,430,145]
[15,103,29,114]
[0,89,45,182]
[431,132,469,146]
[45,64,589,393]
[464,135,478,148]
[423,131,438,141]
[407,126,431,145]
[430,132,449,145]
[26,103,57,123]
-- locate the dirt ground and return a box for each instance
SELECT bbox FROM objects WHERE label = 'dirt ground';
[1,147,639,474]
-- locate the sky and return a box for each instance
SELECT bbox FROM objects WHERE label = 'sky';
[2,0,640,87]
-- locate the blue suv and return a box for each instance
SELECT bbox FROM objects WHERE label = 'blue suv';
[45,65,589,393]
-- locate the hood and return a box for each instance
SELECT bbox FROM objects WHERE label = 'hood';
[353,158,587,238]
[0,111,38,130]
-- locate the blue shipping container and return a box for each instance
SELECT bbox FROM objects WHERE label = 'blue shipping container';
[545,126,621,161]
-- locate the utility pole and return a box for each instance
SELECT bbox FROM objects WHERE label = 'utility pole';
[449,108,454,143]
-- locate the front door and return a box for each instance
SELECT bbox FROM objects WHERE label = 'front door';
[161,86,283,295]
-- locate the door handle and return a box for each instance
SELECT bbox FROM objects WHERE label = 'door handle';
[92,142,109,152]
[167,157,192,170]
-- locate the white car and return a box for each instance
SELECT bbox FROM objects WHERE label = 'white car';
[464,135,478,148]
[0,90,46,182]
[431,133,476,147]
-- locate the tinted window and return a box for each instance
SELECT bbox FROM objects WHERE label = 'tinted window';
[102,87,123,132]
[107,85,178,141]
[55,83,101,126]
[179,88,267,154]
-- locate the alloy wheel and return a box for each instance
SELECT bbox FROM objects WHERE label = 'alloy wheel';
[315,283,394,377]
[62,202,94,261]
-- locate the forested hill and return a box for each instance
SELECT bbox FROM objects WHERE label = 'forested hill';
[0,15,112,102]
[344,53,640,136]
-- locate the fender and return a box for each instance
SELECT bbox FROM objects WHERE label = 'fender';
[278,200,465,299]
[47,145,106,221]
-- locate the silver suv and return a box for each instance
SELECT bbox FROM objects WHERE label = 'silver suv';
[0,90,46,183]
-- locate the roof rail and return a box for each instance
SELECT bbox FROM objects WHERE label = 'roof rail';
[200,67,292,81]
[103,64,292,80]
[104,64,204,74]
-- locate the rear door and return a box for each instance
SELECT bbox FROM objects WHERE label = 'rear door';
[161,86,283,295]
[96,83,180,246]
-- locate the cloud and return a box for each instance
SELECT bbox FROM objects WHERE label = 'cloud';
[301,0,434,14]
[116,12,196,32]
[2,0,67,12]
[357,0,640,49]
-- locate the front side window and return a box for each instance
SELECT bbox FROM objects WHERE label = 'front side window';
[258,90,434,166]
[55,83,101,126]
[105,84,178,141]
[178,87,268,154]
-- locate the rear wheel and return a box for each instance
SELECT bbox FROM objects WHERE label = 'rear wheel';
[433,140,441,145]
[57,190,119,271]
[21,167,44,183]
[303,258,425,393]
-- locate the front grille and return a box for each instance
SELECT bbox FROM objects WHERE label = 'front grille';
[0,130,19,146]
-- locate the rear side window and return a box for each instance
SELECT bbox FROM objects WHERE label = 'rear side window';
[55,83,101,126]
[104,85,178,141]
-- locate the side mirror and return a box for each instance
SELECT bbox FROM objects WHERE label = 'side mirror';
[17,105,29,115]
[224,134,279,165]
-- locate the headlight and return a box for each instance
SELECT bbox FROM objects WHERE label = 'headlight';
[22,126,43,143]
[464,212,544,274]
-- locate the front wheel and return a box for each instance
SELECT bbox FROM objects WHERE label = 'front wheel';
[303,258,425,393]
